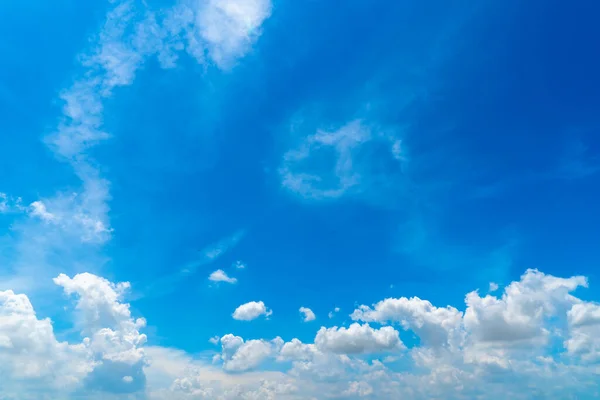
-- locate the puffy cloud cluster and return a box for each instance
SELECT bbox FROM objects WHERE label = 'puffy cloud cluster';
[0,272,146,397]
[0,289,92,395]
[54,273,148,393]
[217,334,283,372]
[3,268,600,399]
[155,268,600,399]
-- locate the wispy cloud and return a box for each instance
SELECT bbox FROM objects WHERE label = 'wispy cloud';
[279,119,405,202]
[2,0,272,292]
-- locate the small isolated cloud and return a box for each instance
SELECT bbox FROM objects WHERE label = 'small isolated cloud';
[209,336,220,345]
[299,307,316,322]
[122,376,133,383]
[234,260,246,269]
[328,307,340,319]
[489,282,499,292]
[208,269,237,284]
[232,301,272,321]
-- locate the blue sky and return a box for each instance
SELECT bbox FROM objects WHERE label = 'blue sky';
[1,0,600,399]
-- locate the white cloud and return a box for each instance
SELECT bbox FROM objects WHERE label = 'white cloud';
[0,289,92,393]
[489,282,499,292]
[198,0,272,68]
[3,268,600,399]
[328,307,340,319]
[463,269,587,345]
[28,201,57,222]
[0,271,150,397]
[0,193,25,214]
[54,272,148,393]
[4,0,271,292]
[351,296,463,348]
[314,323,404,354]
[209,269,237,284]
[232,301,272,321]
[279,119,405,202]
[217,334,282,372]
[299,307,316,322]
[343,381,374,397]
[565,302,600,361]
[234,260,246,269]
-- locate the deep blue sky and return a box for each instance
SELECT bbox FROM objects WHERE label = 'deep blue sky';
[1,0,599,398]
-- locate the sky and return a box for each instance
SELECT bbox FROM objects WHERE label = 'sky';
[1,0,600,399]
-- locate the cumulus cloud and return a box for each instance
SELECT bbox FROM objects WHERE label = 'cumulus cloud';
[232,301,272,321]
[0,272,149,397]
[351,296,463,348]
[314,323,404,354]
[299,307,316,322]
[463,269,587,346]
[209,269,237,284]
[217,334,282,372]
[54,272,148,393]
[0,289,92,394]
[3,268,600,399]
[565,301,600,361]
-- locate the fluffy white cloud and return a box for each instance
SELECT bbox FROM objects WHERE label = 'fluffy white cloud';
[565,302,600,361]
[3,268,600,399]
[463,269,587,346]
[233,301,272,321]
[54,273,148,393]
[299,306,316,322]
[0,271,150,397]
[209,269,237,284]
[314,323,404,354]
[0,289,92,393]
[351,296,463,348]
[217,334,282,372]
